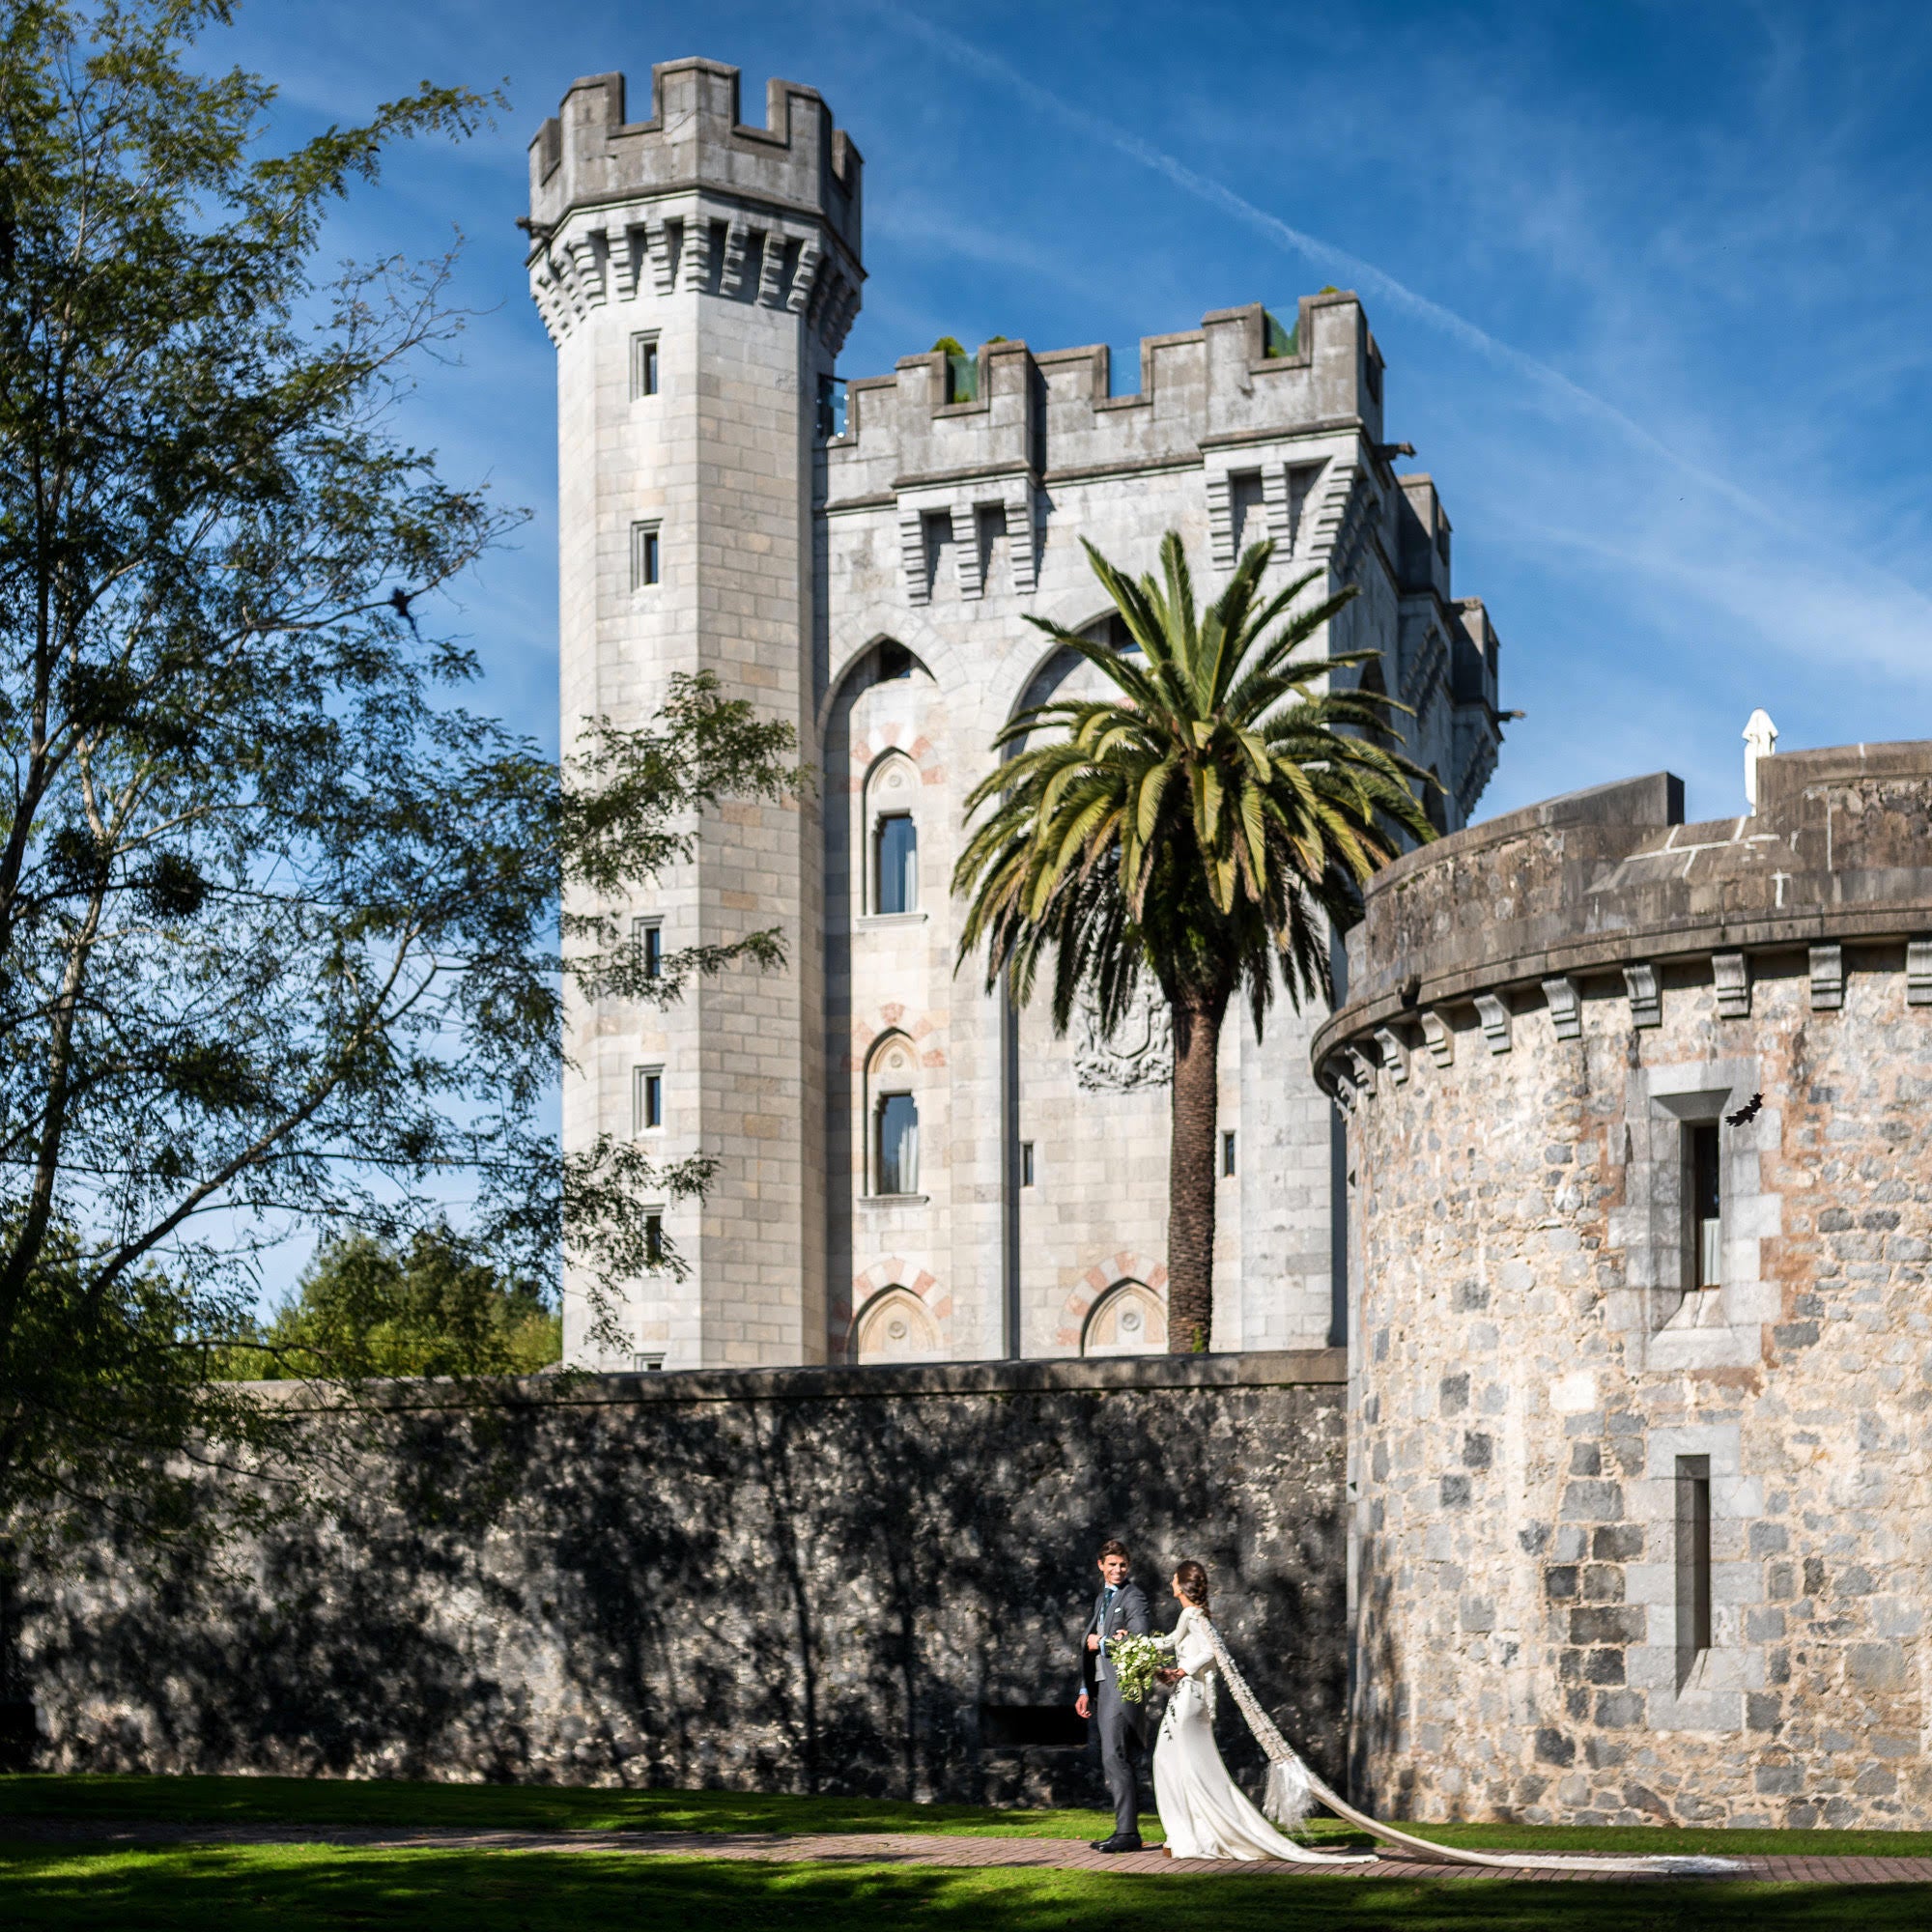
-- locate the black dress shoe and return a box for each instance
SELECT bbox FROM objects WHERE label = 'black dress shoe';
[1093,1834,1144,1854]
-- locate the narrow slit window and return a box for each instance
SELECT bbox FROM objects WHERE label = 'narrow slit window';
[1675,1454,1712,1690]
[1690,1122,1721,1289]
[1223,1129,1237,1177]
[1020,1141,1035,1187]
[634,917,664,981]
[877,1093,919,1195]
[643,1211,665,1265]
[631,522,661,589]
[875,812,917,915]
[635,1066,664,1134]
[630,332,659,399]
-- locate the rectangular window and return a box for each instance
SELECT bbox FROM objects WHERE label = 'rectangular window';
[923,510,954,596]
[877,1092,919,1195]
[816,373,847,439]
[630,331,659,399]
[1230,471,1266,554]
[1690,1122,1721,1289]
[976,503,1009,591]
[634,1065,663,1134]
[644,1211,665,1265]
[1675,1454,1712,1690]
[631,1352,665,1373]
[1222,1129,1237,1177]
[1020,1141,1035,1187]
[634,917,664,980]
[631,522,661,589]
[875,812,917,915]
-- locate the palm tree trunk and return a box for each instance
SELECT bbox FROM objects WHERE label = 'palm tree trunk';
[1166,984,1229,1351]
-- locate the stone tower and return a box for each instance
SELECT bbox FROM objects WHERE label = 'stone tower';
[527,64,865,1366]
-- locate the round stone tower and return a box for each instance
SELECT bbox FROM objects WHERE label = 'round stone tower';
[527,64,863,1368]
[1314,739,1932,1828]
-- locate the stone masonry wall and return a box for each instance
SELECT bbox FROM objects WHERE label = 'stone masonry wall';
[1318,743,1932,1828]
[1345,961,1932,1827]
[24,1353,1347,1802]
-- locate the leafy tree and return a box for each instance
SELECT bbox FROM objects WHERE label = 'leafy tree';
[0,0,802,1612]
[954,533,1432,1350]
[218,1228,559,1381]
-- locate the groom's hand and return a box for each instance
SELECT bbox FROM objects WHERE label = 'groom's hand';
[1086,1633,1101,1650]
[1075,1692,1090,1719]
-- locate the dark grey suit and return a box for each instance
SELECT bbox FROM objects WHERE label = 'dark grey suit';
[1080,1579,1151,1840]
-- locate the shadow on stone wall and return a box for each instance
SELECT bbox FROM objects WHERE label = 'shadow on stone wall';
[26,1362,1347,1802]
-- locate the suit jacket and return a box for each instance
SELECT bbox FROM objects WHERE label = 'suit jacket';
[1080,1579,1151,1701]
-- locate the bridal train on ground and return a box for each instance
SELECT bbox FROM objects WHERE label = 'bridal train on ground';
[1152,1604,1745,1877]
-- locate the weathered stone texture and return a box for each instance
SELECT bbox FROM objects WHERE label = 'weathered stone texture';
[25,1354,1346,1800]
[1321,741,1932,1828]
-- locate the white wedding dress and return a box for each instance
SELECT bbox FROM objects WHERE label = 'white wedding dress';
[1149,1605,1746,1875]
[1151,1606,1371,1864]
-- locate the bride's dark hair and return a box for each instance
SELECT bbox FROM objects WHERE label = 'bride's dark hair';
[1174,1560,1210,1611]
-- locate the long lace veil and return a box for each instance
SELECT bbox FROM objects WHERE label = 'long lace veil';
[1200,1616,1745,1876]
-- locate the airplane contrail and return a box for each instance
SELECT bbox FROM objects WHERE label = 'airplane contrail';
[865,6,1820,546]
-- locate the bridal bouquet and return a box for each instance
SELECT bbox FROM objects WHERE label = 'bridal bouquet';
[1106,1632,1172,1704]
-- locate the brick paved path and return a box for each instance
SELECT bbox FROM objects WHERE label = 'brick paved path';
[10,1819,1932,1884]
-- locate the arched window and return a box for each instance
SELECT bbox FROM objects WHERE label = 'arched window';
[867,752,920,915]
[853,1285,939,1362]
[1082,1280,1167,1356]
[866,1032,922,1198]
[877,1091,919,1195]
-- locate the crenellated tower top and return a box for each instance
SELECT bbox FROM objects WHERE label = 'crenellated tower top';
[526,61,865,353]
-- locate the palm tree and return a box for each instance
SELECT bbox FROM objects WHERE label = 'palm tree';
[954,532,1433,1351]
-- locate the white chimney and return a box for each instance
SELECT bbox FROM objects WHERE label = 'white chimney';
[1743,708,1777,811]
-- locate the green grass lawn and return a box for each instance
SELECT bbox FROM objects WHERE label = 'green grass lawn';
[9,1772,1932,1861]
[2,1843,1930,1932]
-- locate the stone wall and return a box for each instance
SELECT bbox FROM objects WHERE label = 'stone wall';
[24,1351,1347,1801]
[1315,741,1932,1829]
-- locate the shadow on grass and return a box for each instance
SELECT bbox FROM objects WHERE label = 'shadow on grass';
[0,1839,1924,1932]
[14,1775,1932,1863]
[2,1845,1929,1932]
[0,1773,1140,1839]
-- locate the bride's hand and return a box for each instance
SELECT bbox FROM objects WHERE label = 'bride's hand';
[1156,1667,1183,1684]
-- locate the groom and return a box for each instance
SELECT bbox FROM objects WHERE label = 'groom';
[1074,1536,1151,1853]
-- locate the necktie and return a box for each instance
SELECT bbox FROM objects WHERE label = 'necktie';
[1103,1585,1116,1672]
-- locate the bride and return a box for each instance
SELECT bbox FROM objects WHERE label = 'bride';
[1145,1559,1747,1876]
[1151,1560,1371,1864]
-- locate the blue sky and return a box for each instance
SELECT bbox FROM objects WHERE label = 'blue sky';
[221,0,1932,822]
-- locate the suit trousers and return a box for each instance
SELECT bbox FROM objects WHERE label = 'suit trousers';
[1093,1678,1146,1840]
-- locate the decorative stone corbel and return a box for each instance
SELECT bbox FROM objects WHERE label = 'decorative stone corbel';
[1713,952,1751,1019]
[1346,1046,1378,1097]
[1321,1061,1357,1115]
[1373,1027,1410,1085]
[1474,993,1512,1054]
[1541,976,1581,1041]
[1808,944,1844,1011]
[1420,1009,1454,1067]
[1623,963,1661,1029]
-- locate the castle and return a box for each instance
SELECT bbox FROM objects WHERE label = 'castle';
[25,55,1932,1832]
[527,60,1502,1373]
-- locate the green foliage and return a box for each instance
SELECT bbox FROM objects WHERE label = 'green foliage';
[216,1230,558,1381]
[0,2,803,1577]
[953,533,1433,1341]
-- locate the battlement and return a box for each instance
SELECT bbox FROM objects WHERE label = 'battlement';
[827,292,1382,497]
[525,63,865,354]
[529,61,863,264]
